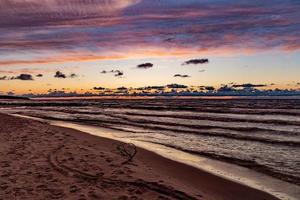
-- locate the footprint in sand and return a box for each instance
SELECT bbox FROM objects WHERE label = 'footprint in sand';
[0,181,9,191]
[68,157,75,161]
[46,188,65,199]
[135,189,143,195]
[36,184,47,191]
[113,170,125,175]
[69,185,80,193]
[0,161,10,168]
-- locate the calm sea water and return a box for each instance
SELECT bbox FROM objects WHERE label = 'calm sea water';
[1,98,300,186]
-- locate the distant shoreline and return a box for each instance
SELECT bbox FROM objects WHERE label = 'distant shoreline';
[29,95,300,101]
[2,94,300,101]
[0,95,29,100]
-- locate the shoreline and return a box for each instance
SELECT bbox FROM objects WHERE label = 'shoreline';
[36,116,300,200]
[0,113,280,200]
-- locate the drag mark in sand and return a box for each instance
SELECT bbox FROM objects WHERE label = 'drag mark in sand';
[48,142,198,200]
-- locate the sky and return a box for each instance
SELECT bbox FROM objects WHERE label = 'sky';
[0,0,300,95]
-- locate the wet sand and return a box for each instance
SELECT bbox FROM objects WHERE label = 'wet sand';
[0,113,279,200]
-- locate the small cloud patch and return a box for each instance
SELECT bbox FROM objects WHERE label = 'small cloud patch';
[174,74,190,78]
[100,70,124,77]
[166,84,188,89]
[232,83,267,88]
[114,70,124,77]
[54,71,78,78]
[54,71,66,78]
[0,74,34,81]
[69,73,78,78]
[93,87,106,90]
[183,59,209,65]
[137,63,153,69]
[0,76,8,80]
[12,74,34,81]
[117,86,128,91]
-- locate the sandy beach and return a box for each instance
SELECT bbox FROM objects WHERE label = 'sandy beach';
[0,113,279,200]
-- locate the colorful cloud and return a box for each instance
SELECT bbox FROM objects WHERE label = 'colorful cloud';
[0,0,299,66]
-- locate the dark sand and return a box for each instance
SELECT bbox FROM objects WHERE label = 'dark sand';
[0,113,279,200]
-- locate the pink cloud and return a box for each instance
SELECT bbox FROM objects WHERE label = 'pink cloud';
[0,0,299,66]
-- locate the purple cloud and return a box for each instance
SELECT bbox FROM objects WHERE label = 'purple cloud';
[0,0,299,65]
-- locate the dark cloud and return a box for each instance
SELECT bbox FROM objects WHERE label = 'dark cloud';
[145,86,165,90]
[163,38,174,43]
[0,76,7,80]
[183,59,209,65]
[54,71,66,78]
[174,74,190,78]
[0,74,34,81]
[114,70,124,77]
[12,74,34,81]
[204,86,215,91]
[137,63,153,69]
[199,69,206,73]
[232,83,267,88]
[36,74,43,77]
[101,70,124,77]
[54,71,78,78]
[218,85,234,92]
[7,91,15,96]
[136,86,165,90]
[117,86,128,91]
[69,73,78,78]
[166,84,188,89]
[93,87,105,90]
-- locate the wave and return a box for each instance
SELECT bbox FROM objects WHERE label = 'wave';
[141,141,300,186]
[3,108,300,146]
